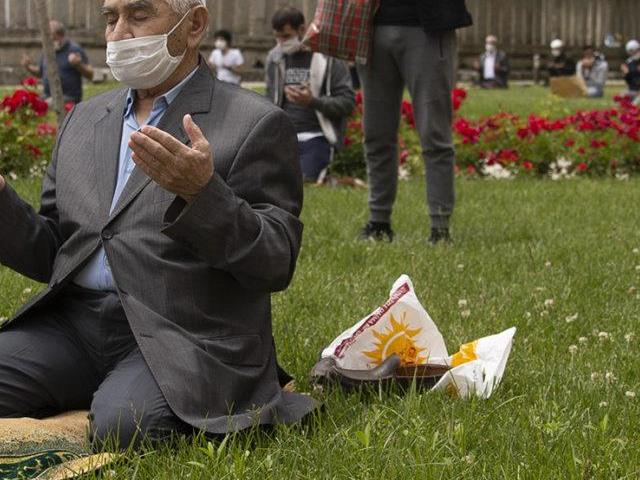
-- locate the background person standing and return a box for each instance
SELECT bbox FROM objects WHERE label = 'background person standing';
[207,29,244,85]
[266,7,355,183]
[357,0,472,244]
[21,20,93,104]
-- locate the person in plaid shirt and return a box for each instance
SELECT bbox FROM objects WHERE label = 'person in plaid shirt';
[358,0,472,244]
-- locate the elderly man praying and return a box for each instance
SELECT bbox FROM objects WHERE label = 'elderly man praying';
[0,0,316,449]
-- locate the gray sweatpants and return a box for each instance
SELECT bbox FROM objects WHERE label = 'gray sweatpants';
[0,284,190,450]
[358,26,457,229]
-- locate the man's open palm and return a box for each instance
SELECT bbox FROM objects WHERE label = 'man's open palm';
[129,114,214,203]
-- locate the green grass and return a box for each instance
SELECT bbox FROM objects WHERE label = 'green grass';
[2,177,640,478]
[457,85,626,119]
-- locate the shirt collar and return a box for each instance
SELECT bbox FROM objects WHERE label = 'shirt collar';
[123,66,199,119]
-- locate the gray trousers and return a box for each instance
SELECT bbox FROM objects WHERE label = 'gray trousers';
[0,284,190,449]
[358,26,457,229]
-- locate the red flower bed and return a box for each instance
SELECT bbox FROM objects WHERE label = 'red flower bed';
[335,88,640,180]
[454,93,640,178]
[0,78,56,178]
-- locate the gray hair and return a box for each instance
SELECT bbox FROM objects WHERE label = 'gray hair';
[49,20,65,36]
[165,0,207,14]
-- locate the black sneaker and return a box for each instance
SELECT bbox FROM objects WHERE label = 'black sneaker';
[359,222,394,242]
[428,228,452,246]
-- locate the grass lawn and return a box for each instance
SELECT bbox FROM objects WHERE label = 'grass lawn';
[1,177,639,478]
[1,84,640,478]
[457,85,626,119]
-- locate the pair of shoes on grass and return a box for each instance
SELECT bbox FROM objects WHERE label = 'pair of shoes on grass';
[358,222,452,245]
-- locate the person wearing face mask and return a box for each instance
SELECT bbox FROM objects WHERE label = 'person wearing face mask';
[547,39,576,78]
[207,29,244,85]
[20,20,94,104]
[265,7,355,183]
[576,46,609,98]
[0,0,317,450]
[622,40,640,102]
[474,35,510,89]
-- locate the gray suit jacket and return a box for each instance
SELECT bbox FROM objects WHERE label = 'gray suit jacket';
[0,61,318,433]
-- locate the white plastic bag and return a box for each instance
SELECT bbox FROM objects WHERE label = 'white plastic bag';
[433,327,517,399]
[320,275,516,399]
[321,275,448,370]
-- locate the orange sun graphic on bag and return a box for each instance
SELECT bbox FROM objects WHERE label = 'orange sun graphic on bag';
[363,312,427,366]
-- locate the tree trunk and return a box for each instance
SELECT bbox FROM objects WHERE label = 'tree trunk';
[35,0,65,127]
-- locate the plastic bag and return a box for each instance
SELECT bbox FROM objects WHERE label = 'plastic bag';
[303,0,380,64]
[321,275,448,370]
[318,275,516,399]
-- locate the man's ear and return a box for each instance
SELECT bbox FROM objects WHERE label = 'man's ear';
[188,6,209,48]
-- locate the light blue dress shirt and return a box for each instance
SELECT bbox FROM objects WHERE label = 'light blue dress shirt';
[74,69,198,292]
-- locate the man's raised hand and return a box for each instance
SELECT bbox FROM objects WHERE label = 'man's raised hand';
[129,114,214,204]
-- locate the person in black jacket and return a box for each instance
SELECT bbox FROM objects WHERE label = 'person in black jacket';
[622,40,640,102]
[357,0,472,245]
[547,39,576,78]
[474,35,510,88]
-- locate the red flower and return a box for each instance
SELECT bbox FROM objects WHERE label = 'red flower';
[343,136,353,147]
[355,90,363,106]
[590,139,607,149]
[64,101,75,112]
[498,149,519,164]
[26,144,42,157]
[36,122,57,136]
[401,100,415,128]
[466,164,476,174]
[21,77,38,87]
[576,162,588,172]
[451,88,467,112]
[399,149,409,164]
[30,97,49,116]
[522,161,534,171]
[564,139,575,147]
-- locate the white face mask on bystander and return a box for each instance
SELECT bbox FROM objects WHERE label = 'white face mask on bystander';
[106,10,190,90]
[280,37,302,55]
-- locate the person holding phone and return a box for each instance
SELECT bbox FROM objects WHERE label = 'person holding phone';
[266,6,355,182]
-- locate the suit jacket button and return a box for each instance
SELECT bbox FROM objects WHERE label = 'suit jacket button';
[102,230,114,240]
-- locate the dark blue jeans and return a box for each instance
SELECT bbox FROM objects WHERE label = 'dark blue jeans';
[298,136,331,182]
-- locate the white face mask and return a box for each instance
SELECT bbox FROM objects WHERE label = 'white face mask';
[280,37,302,55]
[106,10,189,90]
[214,39,227,50]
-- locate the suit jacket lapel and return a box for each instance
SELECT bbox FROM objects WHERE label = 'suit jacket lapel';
[94,89,128,219]
[107,61,215,223]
